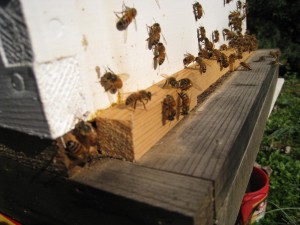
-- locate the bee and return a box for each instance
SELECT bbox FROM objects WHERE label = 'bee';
[269,50,281,59]
[126,90,152,110]
[219,44,228,51]
[115,3,137,31]
[162,76,178,89]
[197,26,206,42]
[212,30,220,43]
[183,52,196,68]
[193,2,204,21]
[97,67,123,94]
[253,56,266,62]
[146,23,167,50]
[240,61,252,70]
[222,29,236,41]
[195,56,207,74]
[177,91,191,115]
[65,140,88,167]
[204,38,214,51]
[236,0,242,10]
[72,120,98,149]
[177,78,193,91]
[198,48,212,59]
[224,0,233,5]
[162,95,177,125]
[219,53,229,71]
[228,53,236,71]
[153,42,166,69]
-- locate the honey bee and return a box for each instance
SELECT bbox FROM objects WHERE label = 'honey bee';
[97,67,123,94]
[219,53,229,71]
[177,78,193,91]
[153,42,166,69]
[162,76,178,89]
[204,37,214,51]
[126,90,152,110]
[224,0,233,5]
[146,23,166,50]
[212,30,220,43]
[183,52,196,68]
[269,50,281,59]
[177,91,191,115]
[219,44,228,51]
[236,0,242,10]
[222,29,236,41]
[115,3,137,31]
[72,120,98,149]
[195,56,207,74]
[193,2,204,21]
[228,53,236,71]
[162,95,177,125]
[253,56,266,62]
[197,26,206,43]
[240,61,252,70]
[65,140,88,167]
[198,48,212,59]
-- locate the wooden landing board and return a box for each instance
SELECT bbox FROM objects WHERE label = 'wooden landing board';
[0,49,278,225]
[95,50,252,161]
[138,49,278,214]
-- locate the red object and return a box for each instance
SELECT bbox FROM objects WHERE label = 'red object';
[239,167,270,225]
[0,212,22,225]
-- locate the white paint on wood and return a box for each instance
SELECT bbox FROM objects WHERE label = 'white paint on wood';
[268,78,284,117]
[0,0,246,138]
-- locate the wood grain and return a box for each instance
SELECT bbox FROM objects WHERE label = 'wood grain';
[96,50,252,161]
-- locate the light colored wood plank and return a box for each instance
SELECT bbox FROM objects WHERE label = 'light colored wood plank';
[95,50,253,161]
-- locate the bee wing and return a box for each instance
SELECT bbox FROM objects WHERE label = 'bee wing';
[155,0,160,9]
[161,32,167,45]
[153,56,158,70]
[106,92,116,104]
[134,18,137,31]
[123,28,128,43]
[118,73,130,81]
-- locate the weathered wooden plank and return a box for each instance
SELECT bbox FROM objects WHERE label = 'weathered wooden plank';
[216,65,278,225]
[137,49,278,220]
[0,154,214,225]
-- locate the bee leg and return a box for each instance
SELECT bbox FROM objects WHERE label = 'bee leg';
[133,100,137,111]
[141,100,147,110]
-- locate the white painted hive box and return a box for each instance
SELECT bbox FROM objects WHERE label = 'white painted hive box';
[0,0,245,139]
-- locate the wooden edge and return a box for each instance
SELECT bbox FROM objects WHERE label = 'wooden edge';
[215,66,278,224]
[72,159,214,225]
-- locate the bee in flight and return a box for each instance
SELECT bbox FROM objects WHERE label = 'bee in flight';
[97,67,124,94]
[153,42,167,69]
[126,90,152,110]
[162,95,177,125]
[192,2,204,21]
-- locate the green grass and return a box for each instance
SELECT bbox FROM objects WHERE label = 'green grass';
[254,71,300,225]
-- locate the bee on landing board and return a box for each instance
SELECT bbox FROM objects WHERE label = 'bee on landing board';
[228,53,236,71]
[219,44,228,51]
[72,120,98,149]
[177,91,191,115]
[126,90,152,110]
[195,56,207,74]
[192,2,204,21]
[162,95,177,125]
[219,53,229,71]
[240,61,252,70]
[65,140,89,167]
[153,42,167,69]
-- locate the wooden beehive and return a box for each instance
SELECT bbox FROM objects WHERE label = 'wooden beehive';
[0,0,246,140]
